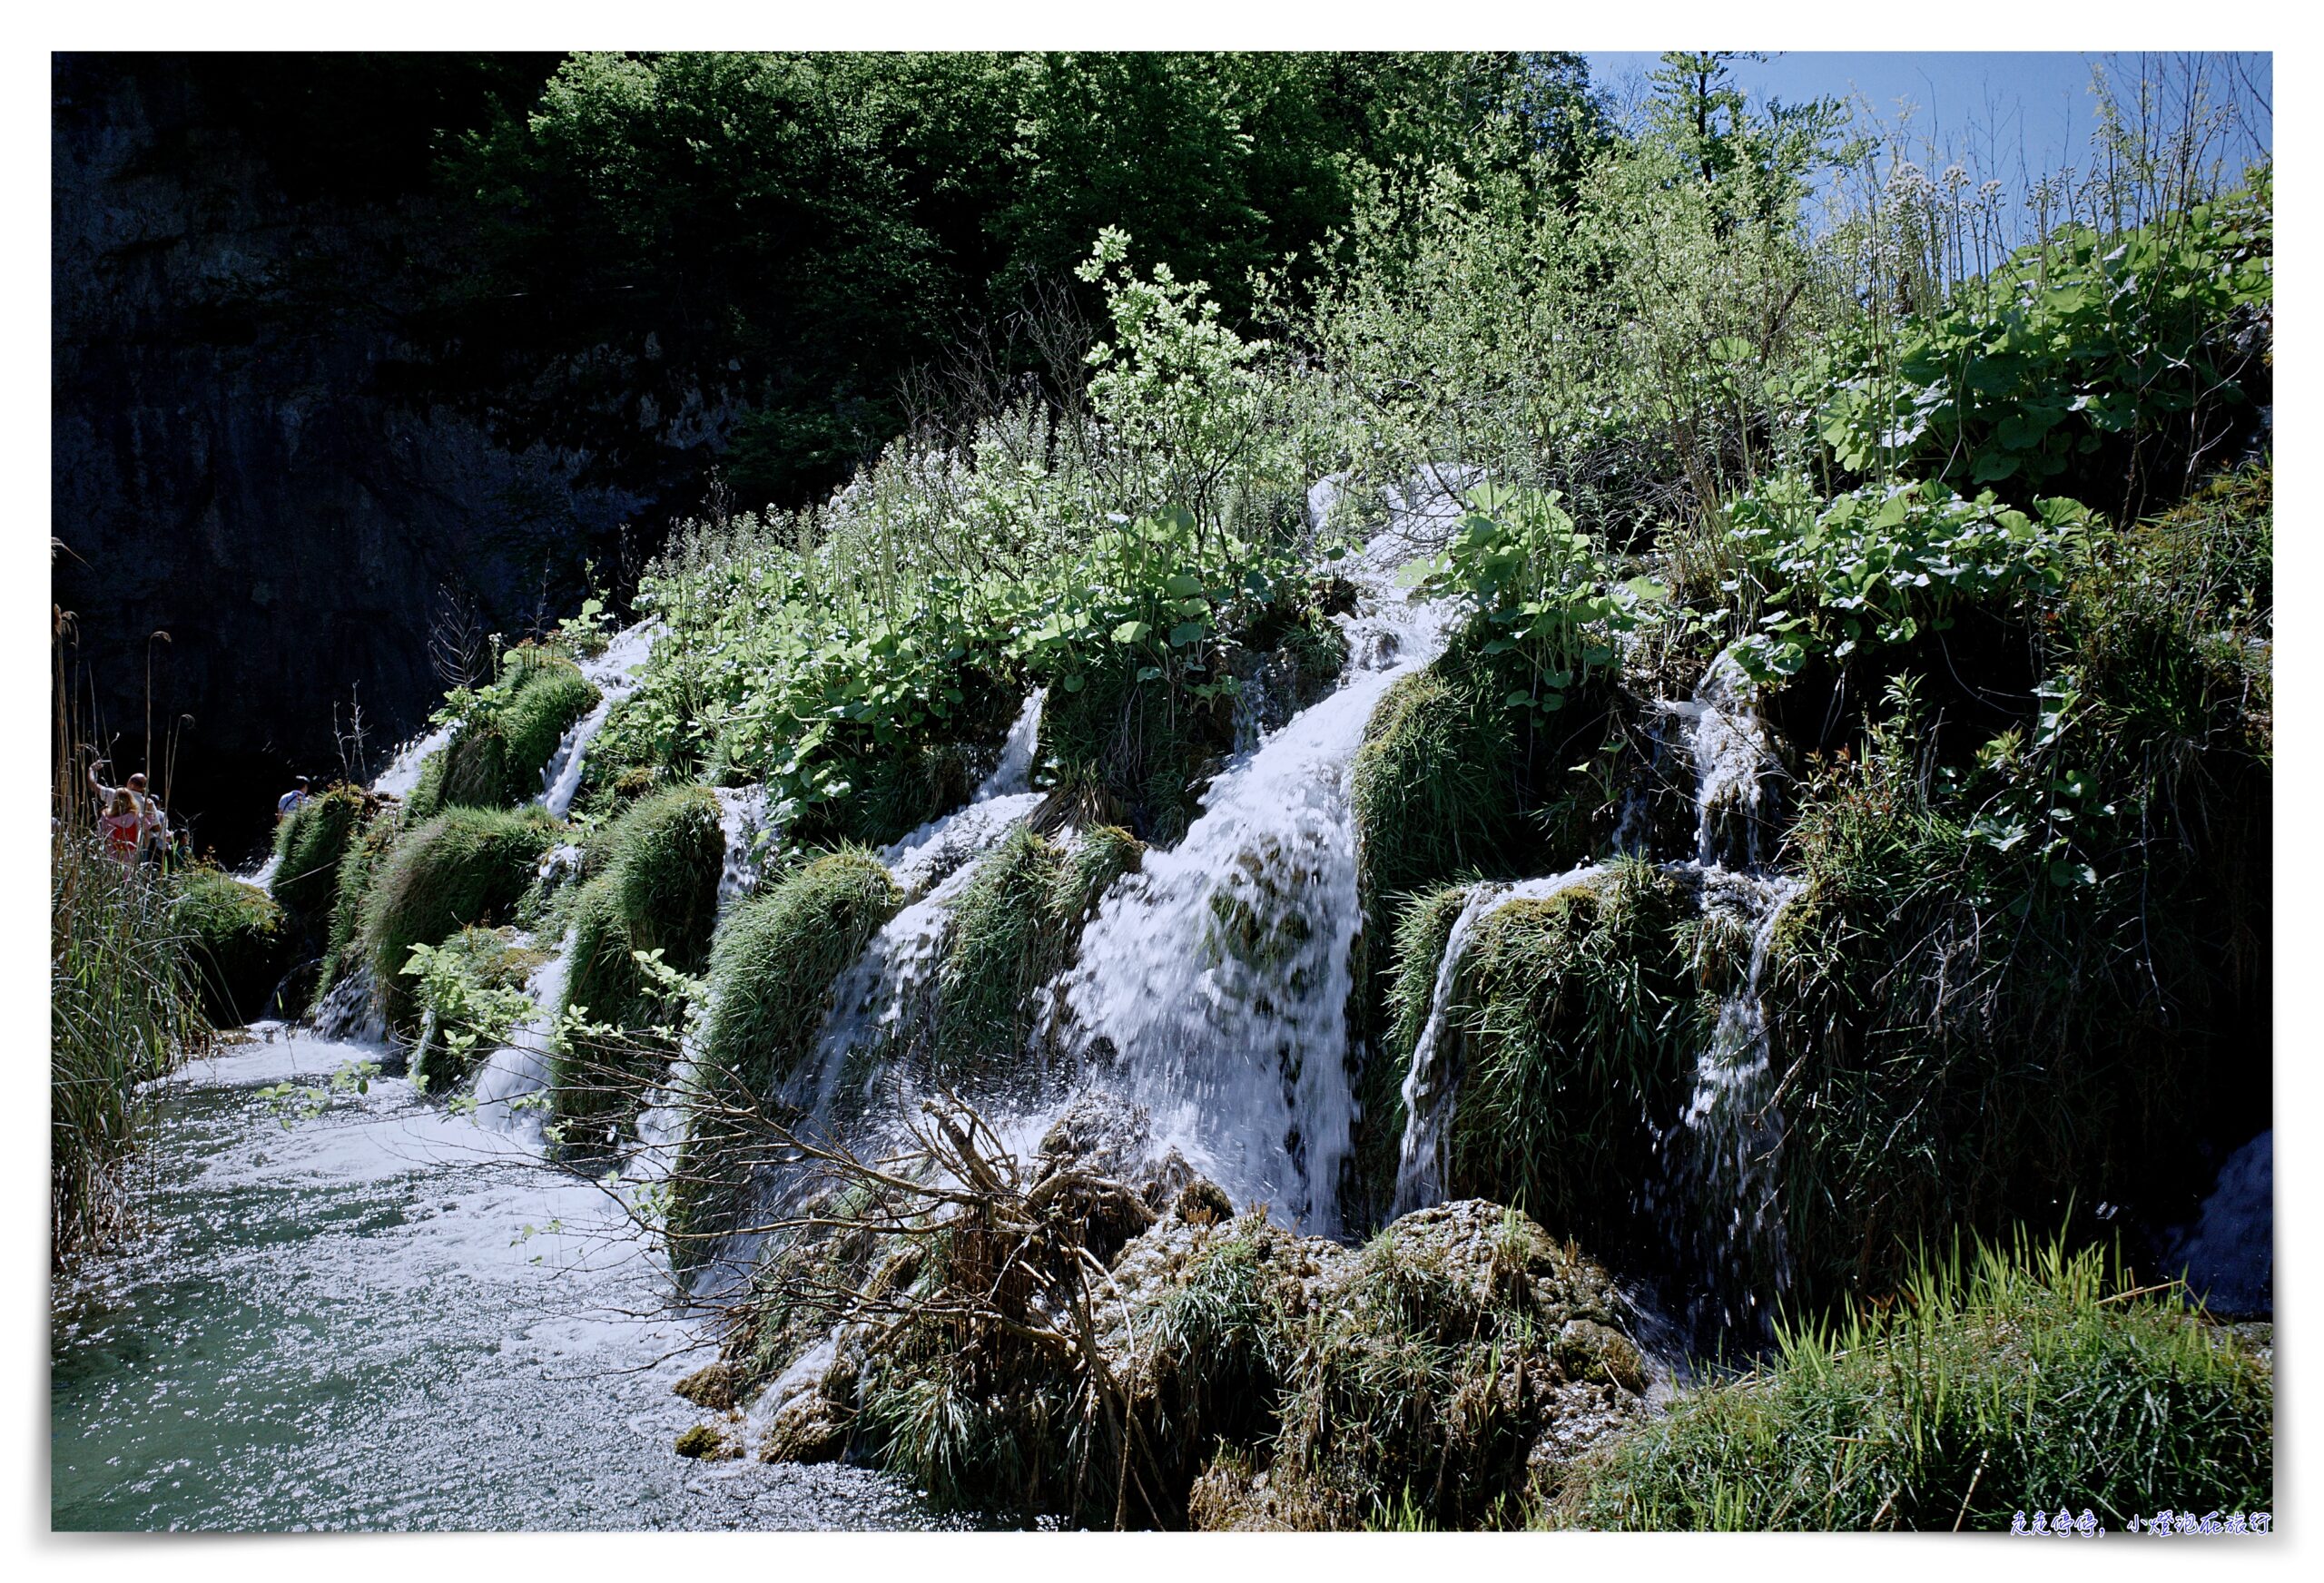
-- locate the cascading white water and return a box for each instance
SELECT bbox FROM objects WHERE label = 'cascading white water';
[472,935,575,1149]
[714,786,776,914]
[1658,652,1781,871]
[1047,530,1461,1234]
[1666,871,1803,1331]
[538,620,663,818]
[2162,1129,2274,1317]
[373,721,454,799]
[1393,866,1610,1215]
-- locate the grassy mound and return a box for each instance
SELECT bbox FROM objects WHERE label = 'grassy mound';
[665,849,901,1266]
[1039,656,1236,845]
[173,868,290,1027]
[431,648,599,813]
[359,807,556,1027]
[404,925,550,1092]
[268,784,369,931]
[321,803,403,989]
[1553,1236,2273,1530]
[930,824,1143,1079]
[549,786,726,1130]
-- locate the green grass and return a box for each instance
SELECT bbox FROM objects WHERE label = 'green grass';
[268,784,367,932]
[549,786,725,1129]
[665,848,901,1266]
[1552,1234,2273,1530]
[359,806,556,1027]
[52,831,208,1259]
[320,802,402,989]
[173,866,291,1027]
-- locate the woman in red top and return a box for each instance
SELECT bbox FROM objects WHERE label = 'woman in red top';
[97,788,143,860]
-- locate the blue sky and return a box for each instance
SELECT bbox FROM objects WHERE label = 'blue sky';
[1582,51,2271,198]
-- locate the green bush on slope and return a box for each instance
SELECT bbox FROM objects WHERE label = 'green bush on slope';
[549,786,726,1131]
[173,868,290,1027]
[268,784,368,931]
[428,648,599,814]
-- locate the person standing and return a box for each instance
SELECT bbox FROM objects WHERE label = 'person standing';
[86,755,154,855]
[277,775,310,821]
[96,787,143,861]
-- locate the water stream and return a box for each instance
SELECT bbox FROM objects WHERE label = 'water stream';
[50,1029,940,1531]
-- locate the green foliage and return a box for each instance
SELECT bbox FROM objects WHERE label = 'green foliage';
[1721,476,2092,683]
[172,867,291,1027]
[1554,1235,2272,1530]
[359,807,556,1028]
[1418,484,1663,718]
[549,786,725,1128]
[402,927,547,1091]
[1762,475,2270,1303]
[52,831,207,1259]
[268,785,368,932]
[430,647,600,811]
[1812,172,2271,517]
[322,802,402,984]
[666,849,901,1265]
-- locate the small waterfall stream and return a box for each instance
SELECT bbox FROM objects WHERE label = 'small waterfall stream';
[1047,529,1460,1234]
[538,620,663,818]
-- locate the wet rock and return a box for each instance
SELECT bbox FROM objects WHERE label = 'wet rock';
[674,1361,743,1411]
[1038,1089,1152,1179]
[673,1422,734,1460]
[1175,1178,1236,1228]
[760,1389,850,1464]
[1555,1318,1647,1393]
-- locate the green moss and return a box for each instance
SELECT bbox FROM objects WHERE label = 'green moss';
[268,785,367,932]
[173,868,290,1027]
[435,650,600,812]
[665,849,901,1266]
[323,804,402,982]
[1553,1235,2273,1530]
[1351,657,1527,913]
[548,786,725,1130]
[1038,658,1235,846]
[1440,862,1694,1243]
[359,807,556,1028]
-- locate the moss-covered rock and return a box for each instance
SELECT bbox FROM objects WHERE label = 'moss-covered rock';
[927,823,1143,1080]
[268,784,369,934]
[359,807,556,1027]
[665,849,901,1267]
[432,648,600,813]
[549,786,725,1130]
[172,868,290,1027]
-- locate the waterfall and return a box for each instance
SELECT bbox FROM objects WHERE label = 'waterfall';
[713,786,776,915]
[1048,532,1459,1234]
[538,620,663,819]
[1665,871,1804,1332]
[1658,652,1781,870]
[970,688,1046,802]
[1393,867,1610,1215]
[2162,1130,2273,1317]
[472,934,575,1148]
[373,721,454,799]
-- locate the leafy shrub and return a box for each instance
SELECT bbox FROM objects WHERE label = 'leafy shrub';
[359,807,556,1027]
[1811,172,2271,519]
[172,867,291,1027]
[403,926,547,1091]
[1721,476,2092,683]
[1554,1235,2272,1530]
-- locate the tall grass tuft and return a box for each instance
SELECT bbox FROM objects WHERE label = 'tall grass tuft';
[51,829,208,1261]
[1552,1232,2273,1530]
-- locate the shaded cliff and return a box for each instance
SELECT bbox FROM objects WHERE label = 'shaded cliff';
[51,54,724,860]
